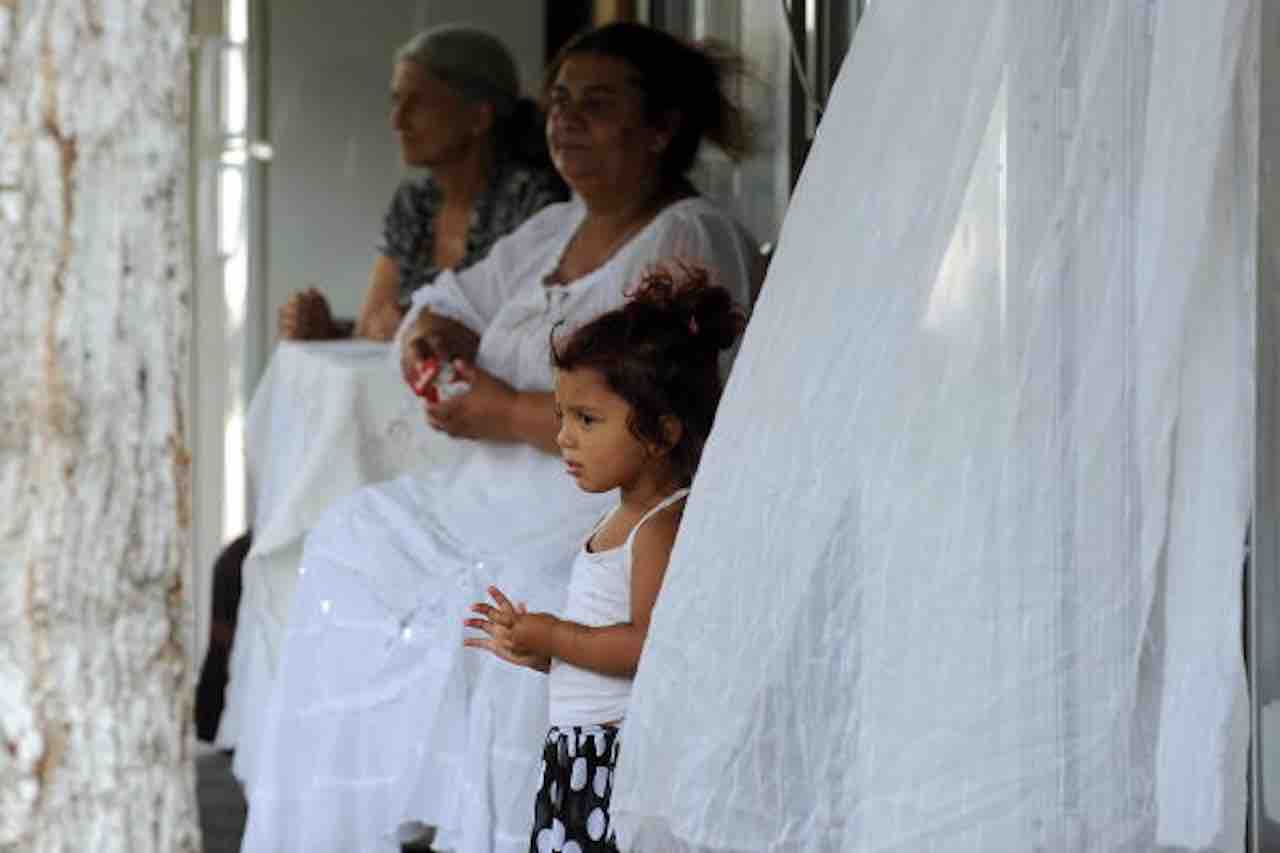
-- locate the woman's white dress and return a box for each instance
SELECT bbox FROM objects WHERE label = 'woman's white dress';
[238,196,756,853]
[218,340,457,781]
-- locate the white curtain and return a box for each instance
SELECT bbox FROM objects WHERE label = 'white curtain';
[612,1,1256,851]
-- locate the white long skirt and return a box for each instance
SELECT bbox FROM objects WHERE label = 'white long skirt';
[239,461,610,853]
[217,339,458,782]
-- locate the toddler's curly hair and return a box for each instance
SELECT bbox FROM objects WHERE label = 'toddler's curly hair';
[552,265,745,485]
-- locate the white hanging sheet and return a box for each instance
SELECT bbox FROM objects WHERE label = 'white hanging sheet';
[612,1,1256,851]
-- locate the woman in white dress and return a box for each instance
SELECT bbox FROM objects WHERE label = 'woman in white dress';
[212,26,564,761]
[239,23,759,853]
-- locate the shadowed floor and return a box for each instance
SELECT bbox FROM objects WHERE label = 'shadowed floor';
[196,751,436,853]
[197,749,246,853]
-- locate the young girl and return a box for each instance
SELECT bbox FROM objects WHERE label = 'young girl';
[464,267,744,852]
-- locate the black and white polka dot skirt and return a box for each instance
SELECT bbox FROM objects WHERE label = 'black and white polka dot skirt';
[529,724,620,853]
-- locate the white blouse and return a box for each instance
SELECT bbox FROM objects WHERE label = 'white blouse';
[395,196,758,550]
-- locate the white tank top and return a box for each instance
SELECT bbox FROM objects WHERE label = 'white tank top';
[547,489,690,728]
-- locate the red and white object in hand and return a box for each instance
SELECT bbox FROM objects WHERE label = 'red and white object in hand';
[411,357,471,403]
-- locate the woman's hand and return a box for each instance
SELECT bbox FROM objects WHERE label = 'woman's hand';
[464,586,549,671]
[278,288,340,340]
[425,360,517,441]
[399,310,481,384]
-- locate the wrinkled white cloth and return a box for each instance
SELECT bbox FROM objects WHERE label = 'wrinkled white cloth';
[613,1,1255,851]
[239,197,757,853]
[216,340,458,782]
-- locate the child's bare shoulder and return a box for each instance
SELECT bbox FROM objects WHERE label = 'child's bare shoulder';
[632,501,684,564]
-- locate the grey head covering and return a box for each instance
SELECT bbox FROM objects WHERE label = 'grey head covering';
[395,25,520,119]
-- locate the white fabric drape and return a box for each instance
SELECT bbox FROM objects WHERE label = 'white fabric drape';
[612,1,1256,851]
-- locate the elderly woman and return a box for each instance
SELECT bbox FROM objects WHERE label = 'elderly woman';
[279,25,565,341]
[239,23,758,853]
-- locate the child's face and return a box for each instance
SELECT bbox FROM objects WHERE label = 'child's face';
[554,367,654,494]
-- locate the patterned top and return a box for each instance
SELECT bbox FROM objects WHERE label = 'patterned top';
[378,158,566,304]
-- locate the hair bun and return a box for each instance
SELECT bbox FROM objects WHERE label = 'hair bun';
[683,280,743,352]
[629,264,745,356]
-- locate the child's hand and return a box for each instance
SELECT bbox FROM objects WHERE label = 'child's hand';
[464,586,550,672]
[509,611,560,658]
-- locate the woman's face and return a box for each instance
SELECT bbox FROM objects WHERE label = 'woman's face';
[390,60,489,168]
[545,53,673,198]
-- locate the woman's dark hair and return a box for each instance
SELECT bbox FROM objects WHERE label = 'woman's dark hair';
[545,22,751,179]
[551,265,746,485]
[496,98,557,169]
